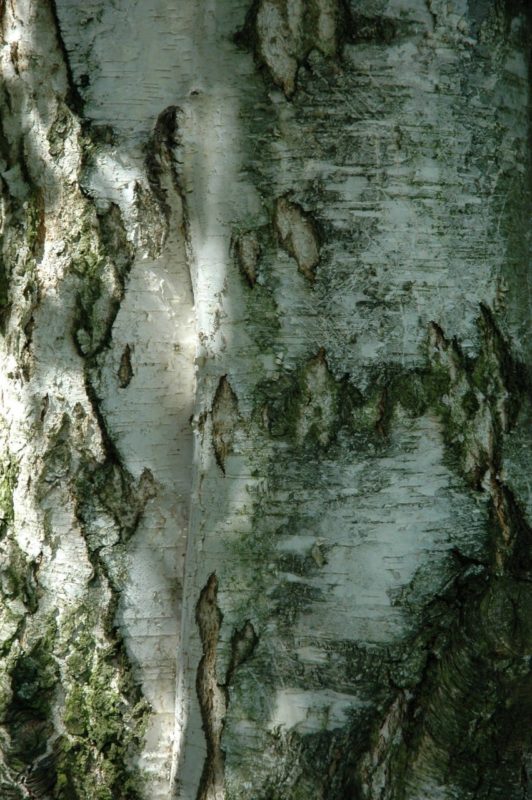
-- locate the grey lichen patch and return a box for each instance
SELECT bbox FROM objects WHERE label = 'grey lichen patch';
[237,0,346,96]
[233,231,261,288]
[196,573,226,800]
[118,343,133,388]
[212,376,240,474]
[274,196,319,282]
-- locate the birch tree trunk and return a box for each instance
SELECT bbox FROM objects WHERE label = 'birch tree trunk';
[0,1,530,799]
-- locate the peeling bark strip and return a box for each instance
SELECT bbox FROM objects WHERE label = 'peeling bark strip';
[145,104,188,241]
[195,574,226,800]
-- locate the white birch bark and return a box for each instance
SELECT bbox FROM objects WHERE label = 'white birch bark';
[0,1,530,799]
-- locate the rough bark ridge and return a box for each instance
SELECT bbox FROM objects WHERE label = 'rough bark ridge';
[0,2,149,796]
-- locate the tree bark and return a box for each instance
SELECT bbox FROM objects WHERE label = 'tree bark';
[0,1,530,799]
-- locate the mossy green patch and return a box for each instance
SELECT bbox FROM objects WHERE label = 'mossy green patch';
[269,580,323,626]
[258,350,364,450]
[69,203,133,358]
[57,606,149,800]
[0,250,10,322]
[246,284,281,350]
[0,539,38,625]
[3,621,59,786]
[227,305,529,797]
[0,458,18,538]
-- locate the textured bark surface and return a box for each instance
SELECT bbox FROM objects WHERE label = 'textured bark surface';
[0,1,194,797]
[0,1,530,799]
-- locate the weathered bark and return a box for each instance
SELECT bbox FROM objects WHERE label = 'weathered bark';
[0,1,530,800]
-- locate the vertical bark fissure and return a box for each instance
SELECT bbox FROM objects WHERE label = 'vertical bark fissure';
[195,574,225,800]
[195,575,259,800]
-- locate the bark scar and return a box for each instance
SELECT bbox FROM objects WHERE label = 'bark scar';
[118,343,133,388]
[275,196,320,282]
[195,575,259,800]
[195,573,226,800]
[211,376,239,474]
